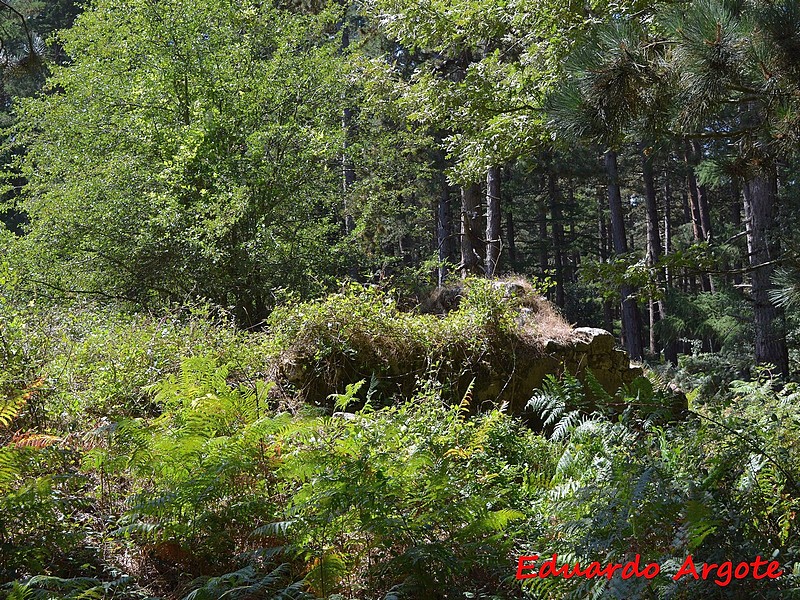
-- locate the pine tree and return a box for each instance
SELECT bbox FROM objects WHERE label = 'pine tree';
[666,0,799,374]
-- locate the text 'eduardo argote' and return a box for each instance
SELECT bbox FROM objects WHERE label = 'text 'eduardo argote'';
[516,554,783,587]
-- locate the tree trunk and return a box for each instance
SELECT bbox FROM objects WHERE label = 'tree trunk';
[437,166,453,286]
[692,141,713,244]
[679,187,693,293]
[664,176,672,285]
[598,187,615,335]
[640,142,664,357]
[548,172,565,307]
[598,188,608,262]
[686,167,703,242]
[567,181,579,287]
[486,166,502,277]
[731,180,743,287]
[460,183,483,276]
[663,174,679,365]
[506,196,517,270]
[743,171,788,375]
[605,149,644,361]
[685,142,713,293]
[538,197,548,277]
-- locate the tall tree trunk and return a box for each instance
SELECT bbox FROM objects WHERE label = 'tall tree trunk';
[598,187,615,334]
[679,187,693,293]
[686,167,703,242]
[437,164,453,286]
[685,142,713,293]
[692,141,713,243]
[486,166,502,277]
[567,180,579,286]
[605,149,644,361]
[460,183,483,277]
[548,172,565,307]
[664,176,672,285]
[663,174,679,365]
[598,188,608,262]
[538,197,549,277]
[506,196,517,270]
[640,142,664,357]
[743,171,788,375]
[731,180,743,287]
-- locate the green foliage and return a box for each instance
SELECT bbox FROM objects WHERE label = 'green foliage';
[72,352,555,598]
[365,0,570,180]
[520,371,800,599]
[10,0,349,322]
[661,287,752,353]
[5,0,800,595]
[265,279,545,405]
[0,298,259,428]
[182,566,309,600]
[0,379,98,587]
[13,575,136,600]
[100,356,281,572]
[3,299,800,599]
[278,393,548,598]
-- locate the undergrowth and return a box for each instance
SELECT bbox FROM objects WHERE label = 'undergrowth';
[2,286,800,599]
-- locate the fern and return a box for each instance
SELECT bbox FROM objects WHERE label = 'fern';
[329,378,365,412]
[0,386,28,427]
[528,373,604,442]
[182,565,306,600]
[18,575,134,599]
[584,370,614,405]
[0,446,19,489]
[10,433,62,449]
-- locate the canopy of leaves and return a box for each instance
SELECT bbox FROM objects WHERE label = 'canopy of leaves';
[11,0,351,322]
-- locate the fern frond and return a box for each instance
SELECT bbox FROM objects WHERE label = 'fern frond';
[551,411,584,441]
[585,370,614,404]
[0,393,26,428]
[459,378,476,414]
[25,575,102,592]
[111,521,162,539]
[221,564,296,599]
[252,520,295,538]
[467,508,525,533]
[555,447,576,477]
[329,379,365,412]
[10,432,62,449]
[305,552,347,597]
[6,581,34,600]
[0,447,20,489]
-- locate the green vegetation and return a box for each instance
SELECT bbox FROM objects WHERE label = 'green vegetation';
[3,0,800,597]
[265,278,567,407]
[2,287,800,598]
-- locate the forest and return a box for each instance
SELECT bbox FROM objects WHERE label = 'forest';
[2,0,800,598]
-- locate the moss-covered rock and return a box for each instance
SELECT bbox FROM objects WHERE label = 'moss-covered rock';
[265,279,643,414]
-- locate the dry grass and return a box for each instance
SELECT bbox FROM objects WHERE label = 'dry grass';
[497,275,574,345]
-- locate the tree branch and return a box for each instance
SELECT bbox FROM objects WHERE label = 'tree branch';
[0,0,35,60]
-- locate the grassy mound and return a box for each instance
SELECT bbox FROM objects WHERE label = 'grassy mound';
[264,278,569,409]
